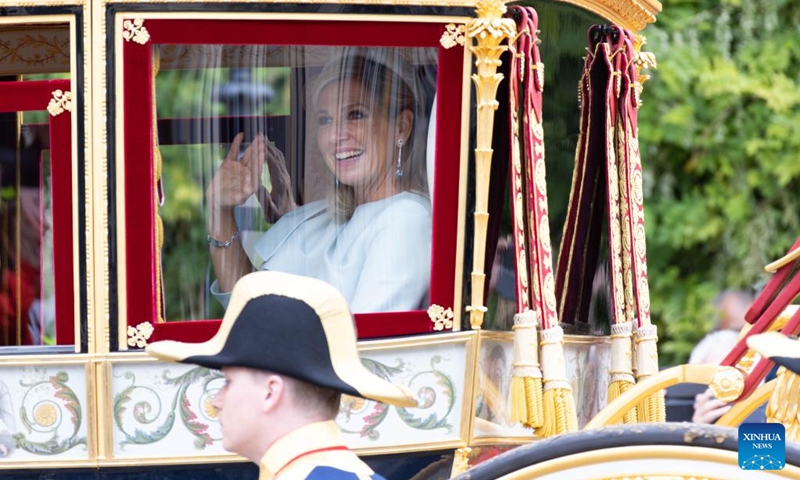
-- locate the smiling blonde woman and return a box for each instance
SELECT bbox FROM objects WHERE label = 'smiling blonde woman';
[206,48,433,313]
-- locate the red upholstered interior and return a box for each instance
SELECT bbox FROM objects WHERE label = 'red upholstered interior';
[120,19,465,343]
[0,79,74,345]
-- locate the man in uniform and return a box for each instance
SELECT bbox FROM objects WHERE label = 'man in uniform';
[146,271,416,480]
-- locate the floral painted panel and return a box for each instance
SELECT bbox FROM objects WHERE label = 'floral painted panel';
[0,364,89,462]
[338,341,467,449]
[473,335,611,438]
[111,339,469,458]
[111,363,227,458]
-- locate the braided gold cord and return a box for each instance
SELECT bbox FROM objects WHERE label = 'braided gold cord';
[524,377,544,429]
[608,379,638,424]
[152,47,165,324]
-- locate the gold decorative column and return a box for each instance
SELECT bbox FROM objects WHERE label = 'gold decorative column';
[465,0,515,329]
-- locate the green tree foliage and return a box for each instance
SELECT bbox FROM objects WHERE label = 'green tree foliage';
[637,0,800,364]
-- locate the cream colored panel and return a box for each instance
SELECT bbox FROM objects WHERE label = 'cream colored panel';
[110,361,228,459]
[0,364,89,462]
[110,333,472,459]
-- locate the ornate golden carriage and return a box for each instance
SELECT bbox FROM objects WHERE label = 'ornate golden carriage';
[0,0,798,479]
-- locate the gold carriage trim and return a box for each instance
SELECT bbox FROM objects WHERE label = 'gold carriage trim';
[122,18,150,45]
[465,0,515,329]
[127,322,155,348]
[47,89,72,116]
[440,24,466,49]
[561,0,659,32]
[708,366,745,403]
[428,304,455,331]
[450,446,472,477]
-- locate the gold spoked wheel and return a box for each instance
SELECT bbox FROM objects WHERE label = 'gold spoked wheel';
[455,423,800,480]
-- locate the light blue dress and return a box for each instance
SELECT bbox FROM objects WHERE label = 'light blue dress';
[212,191,432,313]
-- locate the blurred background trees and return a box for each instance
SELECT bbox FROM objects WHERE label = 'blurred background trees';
[638,0,800,364]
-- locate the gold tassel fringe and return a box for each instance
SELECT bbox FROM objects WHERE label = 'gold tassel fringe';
[634,324,666,422]
[510,311,544,428]
[766,367,800,443]
[608,321,637,423]
[608,379,638,424]
[635,387,666,423]
[536,385,578,437]
[536,325,578,437]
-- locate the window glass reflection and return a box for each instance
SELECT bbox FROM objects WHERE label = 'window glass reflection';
[484,2,605,332]
[156,45,437,320]
[0,117,55,346]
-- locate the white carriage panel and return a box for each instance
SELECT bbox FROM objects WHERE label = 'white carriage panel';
[339,340,469,449]
[110,362,229,459]
[0,364,89,462]
[111,338,469,458]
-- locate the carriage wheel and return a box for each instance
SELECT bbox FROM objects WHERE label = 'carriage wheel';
[455,423,800,480]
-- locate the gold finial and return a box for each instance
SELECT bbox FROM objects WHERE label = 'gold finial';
[465,0,515,329]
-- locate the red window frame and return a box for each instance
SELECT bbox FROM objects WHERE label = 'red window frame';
[119,19,465,343]
[0,79,75,346]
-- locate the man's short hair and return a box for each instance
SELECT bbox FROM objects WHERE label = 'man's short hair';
[248,369,342,420]
[286,376,342,420]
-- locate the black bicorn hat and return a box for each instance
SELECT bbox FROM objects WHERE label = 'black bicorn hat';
[146,271,416,407]
[747,331,800,376]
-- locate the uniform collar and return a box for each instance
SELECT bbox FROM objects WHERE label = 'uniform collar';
[259,420,346,480]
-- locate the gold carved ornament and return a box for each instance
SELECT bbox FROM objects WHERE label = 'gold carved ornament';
[465,0,515,329]
[708,366,746,403]
[122,18,150,45]
[47,89,72,116]
[127,322,154,348]
[631,35,657,109]
[440,24,466,50]
[427,305,454,331]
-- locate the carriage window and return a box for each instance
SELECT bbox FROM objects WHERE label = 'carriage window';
[155,46,436,321]
[0,23,75,349]
[118,20,465,343]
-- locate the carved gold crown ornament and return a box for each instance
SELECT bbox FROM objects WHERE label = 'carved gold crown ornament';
[466,0,516,329]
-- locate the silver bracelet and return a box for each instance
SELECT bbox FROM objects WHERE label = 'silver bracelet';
[207,229,240,249]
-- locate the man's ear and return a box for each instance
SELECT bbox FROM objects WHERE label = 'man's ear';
[262,374,285,413]
[396,110,414,144]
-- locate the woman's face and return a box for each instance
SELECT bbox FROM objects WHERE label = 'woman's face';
[315,80,395,197]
